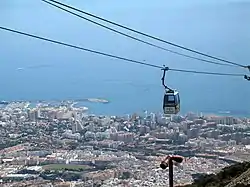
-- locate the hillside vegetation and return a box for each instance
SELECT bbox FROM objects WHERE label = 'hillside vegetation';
[180,162,250,187]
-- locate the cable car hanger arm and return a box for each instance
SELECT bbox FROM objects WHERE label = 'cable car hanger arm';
[161,66,174,92]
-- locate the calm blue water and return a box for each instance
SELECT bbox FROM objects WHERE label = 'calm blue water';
[0,0,250,116]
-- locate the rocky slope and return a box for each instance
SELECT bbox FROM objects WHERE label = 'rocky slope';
[179,162,250,187]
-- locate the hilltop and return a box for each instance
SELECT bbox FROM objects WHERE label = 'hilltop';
[180,162,250,187]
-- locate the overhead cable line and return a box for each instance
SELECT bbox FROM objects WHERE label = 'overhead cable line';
[0,27,159,69]
[41,0,233,68]
[0,26,248,80]
[43,0,249,70]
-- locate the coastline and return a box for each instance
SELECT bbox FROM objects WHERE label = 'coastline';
[1,100,249,118]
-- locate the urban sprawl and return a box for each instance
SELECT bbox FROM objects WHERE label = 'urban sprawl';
[0,101,250,187]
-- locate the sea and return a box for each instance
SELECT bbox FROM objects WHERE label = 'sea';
[0,0,250,117]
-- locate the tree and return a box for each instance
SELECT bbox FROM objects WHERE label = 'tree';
[120,171,131,179]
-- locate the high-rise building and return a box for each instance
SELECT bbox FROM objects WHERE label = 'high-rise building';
[28,109,39,121]
[72,120,83,133]
[208,116,237,125]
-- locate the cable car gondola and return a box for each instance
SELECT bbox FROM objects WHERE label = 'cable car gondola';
[163,90,180,115]
[161,67,180,115]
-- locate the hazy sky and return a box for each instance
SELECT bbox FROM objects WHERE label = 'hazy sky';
[0,0,250,114]
[1,0,249,72]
